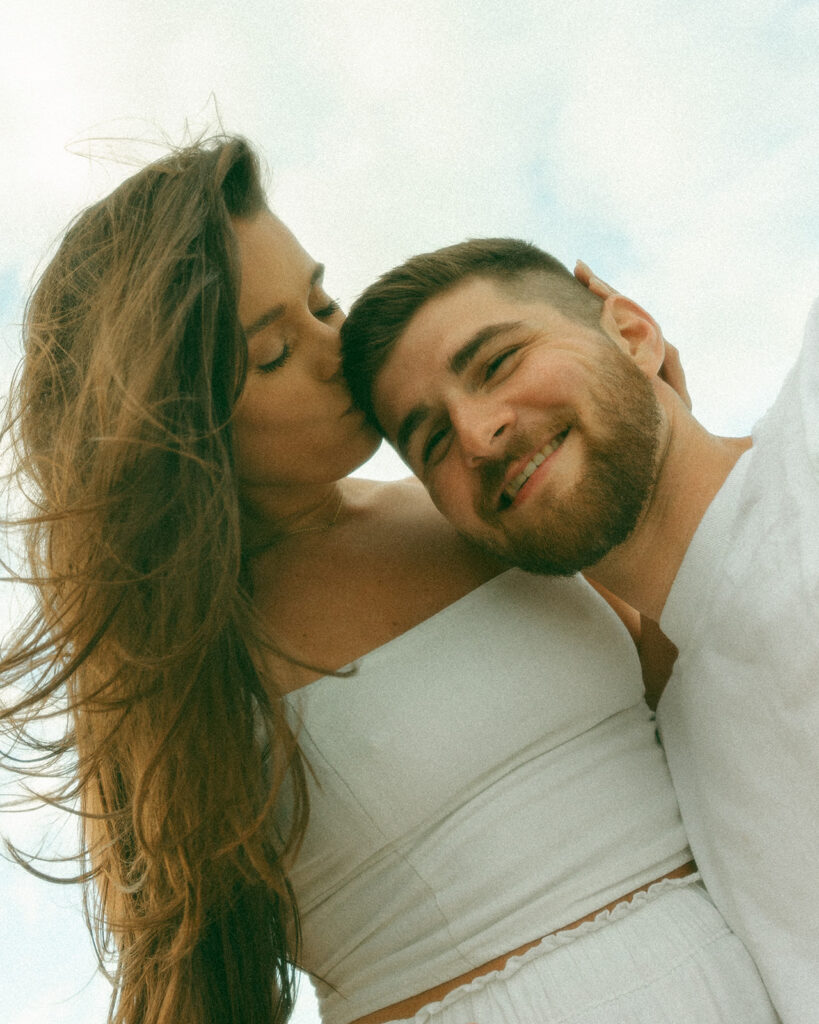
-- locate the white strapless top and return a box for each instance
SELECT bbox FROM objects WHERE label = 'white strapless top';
[279,570,691,1024]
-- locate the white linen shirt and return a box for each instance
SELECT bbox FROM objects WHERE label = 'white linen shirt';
[659,298,819,1022]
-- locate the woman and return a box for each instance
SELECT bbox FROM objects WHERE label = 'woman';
[0,137,777,1024]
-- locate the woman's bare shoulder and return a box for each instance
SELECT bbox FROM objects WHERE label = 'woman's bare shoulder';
[251,475,504,684]
[346,475,492,559]
[347,473,430,512]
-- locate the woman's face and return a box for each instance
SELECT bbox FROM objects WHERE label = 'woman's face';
[231,210,380,497]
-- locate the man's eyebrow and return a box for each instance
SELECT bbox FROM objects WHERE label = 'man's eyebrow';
[394,321,524,460]
[243,263,326,339]
[448,321,524,375]
[396,403,431,462]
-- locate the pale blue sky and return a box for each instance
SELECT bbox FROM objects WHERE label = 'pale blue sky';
[1,2,817,1022]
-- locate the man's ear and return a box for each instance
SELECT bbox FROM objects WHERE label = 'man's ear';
[600,294,665,377]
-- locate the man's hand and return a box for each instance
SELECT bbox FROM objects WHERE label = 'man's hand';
[574,260,692,410]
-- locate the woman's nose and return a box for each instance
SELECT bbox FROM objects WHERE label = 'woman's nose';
[314,325,343,382]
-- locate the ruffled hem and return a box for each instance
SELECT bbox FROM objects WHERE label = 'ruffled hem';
[402,872,703,1023]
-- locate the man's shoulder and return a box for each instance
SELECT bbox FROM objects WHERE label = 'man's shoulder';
[751,295,819,454]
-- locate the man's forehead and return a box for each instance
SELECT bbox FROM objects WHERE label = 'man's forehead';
[402,275,525,345]
[372,329,435,443]
[373,278,541,450]
[372,281,496,418]
[386,274,571,381]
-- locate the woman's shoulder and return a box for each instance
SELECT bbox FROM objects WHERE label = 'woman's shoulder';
[345,473,431,516]
[251,476,504,686]
[344,474,498,566]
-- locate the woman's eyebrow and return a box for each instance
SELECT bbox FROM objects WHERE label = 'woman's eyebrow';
[243,305,286,339]
[243,264,327,338]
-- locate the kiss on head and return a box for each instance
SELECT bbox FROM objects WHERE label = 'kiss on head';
[2,133,813,1024]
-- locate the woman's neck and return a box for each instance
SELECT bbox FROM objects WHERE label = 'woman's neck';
[241,481,347,554]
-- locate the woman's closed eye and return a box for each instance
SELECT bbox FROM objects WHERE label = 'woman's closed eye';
[258,342,292,373]
[313,297,342,321]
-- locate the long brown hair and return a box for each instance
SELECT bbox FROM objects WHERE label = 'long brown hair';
[1,137,308,1023]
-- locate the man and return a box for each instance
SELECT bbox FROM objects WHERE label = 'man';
[341,238,818,1022]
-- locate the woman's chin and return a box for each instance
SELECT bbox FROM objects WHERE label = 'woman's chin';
[346,424,382,474]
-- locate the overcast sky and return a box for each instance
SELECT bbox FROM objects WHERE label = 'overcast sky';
[1,2,817,1022]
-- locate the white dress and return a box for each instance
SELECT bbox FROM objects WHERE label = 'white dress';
[277,571,778,1024]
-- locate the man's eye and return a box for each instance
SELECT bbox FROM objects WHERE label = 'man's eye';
[422,426,450,467]
[484,349,514,382]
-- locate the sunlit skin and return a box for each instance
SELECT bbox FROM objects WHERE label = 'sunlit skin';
[372,275,669,571]
[231,210,380,541]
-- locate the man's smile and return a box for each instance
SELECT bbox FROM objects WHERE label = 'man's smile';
[498,429,571,510]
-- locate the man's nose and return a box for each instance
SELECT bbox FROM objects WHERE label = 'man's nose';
[452,397,514,464]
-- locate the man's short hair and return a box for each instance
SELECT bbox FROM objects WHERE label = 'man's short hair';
[341,237,604,431]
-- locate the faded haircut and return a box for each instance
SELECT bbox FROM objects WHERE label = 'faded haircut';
[341,237,604,430]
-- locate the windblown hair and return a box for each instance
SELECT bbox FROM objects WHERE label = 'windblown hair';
[341,237,603,430]
[0,137,308,1023]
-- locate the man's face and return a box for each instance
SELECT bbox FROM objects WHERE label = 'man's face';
[373,275,664,575]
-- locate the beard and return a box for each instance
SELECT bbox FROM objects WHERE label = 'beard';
[474,346,663,577]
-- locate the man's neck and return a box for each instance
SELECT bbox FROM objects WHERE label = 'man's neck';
[586,396,752,620]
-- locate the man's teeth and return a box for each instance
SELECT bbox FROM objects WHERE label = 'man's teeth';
[504,435,564,501]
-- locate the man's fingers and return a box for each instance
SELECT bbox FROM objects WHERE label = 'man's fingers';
[660,341,693,410]
[574,259,593,285]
